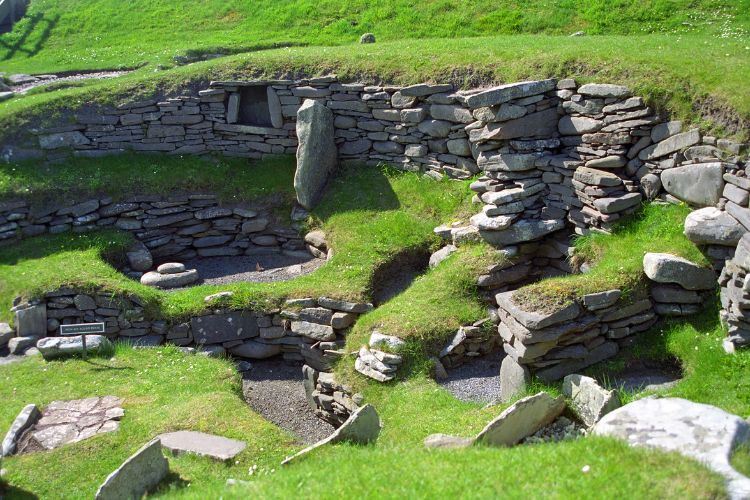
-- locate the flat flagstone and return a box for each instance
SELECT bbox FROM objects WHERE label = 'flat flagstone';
[16,396,123,453]
[157,430,247,461]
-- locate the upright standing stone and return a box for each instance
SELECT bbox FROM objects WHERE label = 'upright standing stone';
[562,374,620,427]
[295,99,337,209]
[499,356,530,402]
[15,304,47,337]
[95,439,169,500]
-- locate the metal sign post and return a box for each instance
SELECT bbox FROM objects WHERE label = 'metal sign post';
[59,323,105,360]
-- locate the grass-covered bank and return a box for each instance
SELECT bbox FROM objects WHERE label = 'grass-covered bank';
[1,0,747,74]
[1,33,749,141]
[0,345,728,499]
[0,157,475,322]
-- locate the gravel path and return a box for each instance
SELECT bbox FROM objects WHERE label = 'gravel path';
[241,359,334,444]
[438,354,503,404]
[182,254,324,286]
[11,71,131,94]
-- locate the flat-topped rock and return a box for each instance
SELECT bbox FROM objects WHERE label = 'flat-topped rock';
[573,167,623,187]
[156,262,186,274]
[660,163,725,207]
[480,219,565,246]
[643,253,715,291]
[684,207,744,246]
[141,269,199,289]
[158,431,246,461]
[463,80,556,109]
[37,335,112,360]
[594,398,750,499]
[495,291,580,330]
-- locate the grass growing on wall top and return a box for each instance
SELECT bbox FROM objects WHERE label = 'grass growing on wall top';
[0,159,474,322]
[513,203,708,311]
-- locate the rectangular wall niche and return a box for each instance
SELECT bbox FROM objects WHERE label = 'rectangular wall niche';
[227,86,272,127]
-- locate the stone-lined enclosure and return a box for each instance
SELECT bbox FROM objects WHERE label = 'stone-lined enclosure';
[1,74,748,394]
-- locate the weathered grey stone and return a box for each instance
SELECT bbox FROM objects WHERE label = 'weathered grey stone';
[684,207,744,246]
[141,269,198,289]
[417,119,452,138]
[562,374,620,427]
[593,192,642,214]
[536,342,619,382]
[558,116,603,135]
[430,104,473,124]
[291,320,335,341]
[724,183,749,206]
[578,84,631,98]
[640,173,662,200]
[1,404,40,457]
[158,431,246,461]
[475,392,565,446]
[471,212,515,231]
[191,312,258,344]
[639,129,701,160]
[573,167,621,187]
[229,341,281,359]
[295,99,337,209]
[318,297,373,313]
[95,439,169,500]
[660,163,724,207]
[585,155,626,169]
[582,290,622,311]
[331,312,357,330]
[651,121,682,143]
[8,336,39,355]
[424,434,474,449]
[594,398,750,500]
[464,80,556,108]
[643,253,715,291]
[39,131,91,150]
[478,152,540,172]
[157,262,186,274]
[266,87,284,129]
[477,108,558,141]
[400,84,453,97]
[480,219,565,246]
[500,356,530,402]
[429,244,457,268]
[369,331,406,350]
[15,304,47,337]
[37,335,112,360]
[495,291,580,330]
[0,322,12,349]
[651,285,701,304]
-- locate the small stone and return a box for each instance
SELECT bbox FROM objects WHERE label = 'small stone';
[156,262,186,274]
[204,291,234,303]
[424,434,474,449]
[369,331,406,350]
[359,33,376,43]
[562,374,620,427]
[475,392,566,446]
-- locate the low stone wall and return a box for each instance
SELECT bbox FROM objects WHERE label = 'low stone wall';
[302,365,362,426]
[0,194,308,268]
[8,293,372,369]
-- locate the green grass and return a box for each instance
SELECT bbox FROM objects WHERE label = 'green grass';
[513,203,709,312]
[733,443,750,478]
[0,158,474,323]
[1,0,747,75]
[2,34,749,142]
[0,153,296,205]
[0,346,727,499]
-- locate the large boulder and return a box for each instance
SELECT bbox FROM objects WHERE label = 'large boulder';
[37,335,112,360]
[475,392,565,446]
[594,398,750,499]
[660,163,724,207]
[294,99,337,209]
[684,207,744,246]
[643,253,715,290]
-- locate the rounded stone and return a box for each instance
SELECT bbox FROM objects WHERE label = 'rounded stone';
[359,33,376,44]
[157,262,186,274]
[140,269,199,289]
[642,253,715,291]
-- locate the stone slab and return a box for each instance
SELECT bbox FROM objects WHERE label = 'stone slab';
[475,392,565,446]
[191,311,259,344]
[158,431,246,461]
[95,439,169,500]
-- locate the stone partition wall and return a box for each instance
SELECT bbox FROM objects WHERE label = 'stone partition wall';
[0,194,309,270]
[9,293,372,370]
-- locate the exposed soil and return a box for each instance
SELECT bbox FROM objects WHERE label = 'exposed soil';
[241,359,334,444]
[438,354,503,404]
[180,253,325,286]
[370,247,431,306]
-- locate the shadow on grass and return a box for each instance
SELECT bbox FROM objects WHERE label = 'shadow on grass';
[0,230,131,267]
[0,484,38,499]
[151,471,190,496]
[0,12,60,60]
[314,164,401,220]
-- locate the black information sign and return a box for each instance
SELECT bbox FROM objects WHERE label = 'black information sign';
[59,322,105,336]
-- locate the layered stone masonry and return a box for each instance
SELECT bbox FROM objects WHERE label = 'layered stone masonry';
[303,365,363,427]
[0,194,306,266]
[8,294,373,371]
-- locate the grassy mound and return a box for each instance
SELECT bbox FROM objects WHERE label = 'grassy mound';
[1,0,747,74]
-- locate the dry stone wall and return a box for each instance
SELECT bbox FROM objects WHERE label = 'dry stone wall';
[0,194,306,268]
